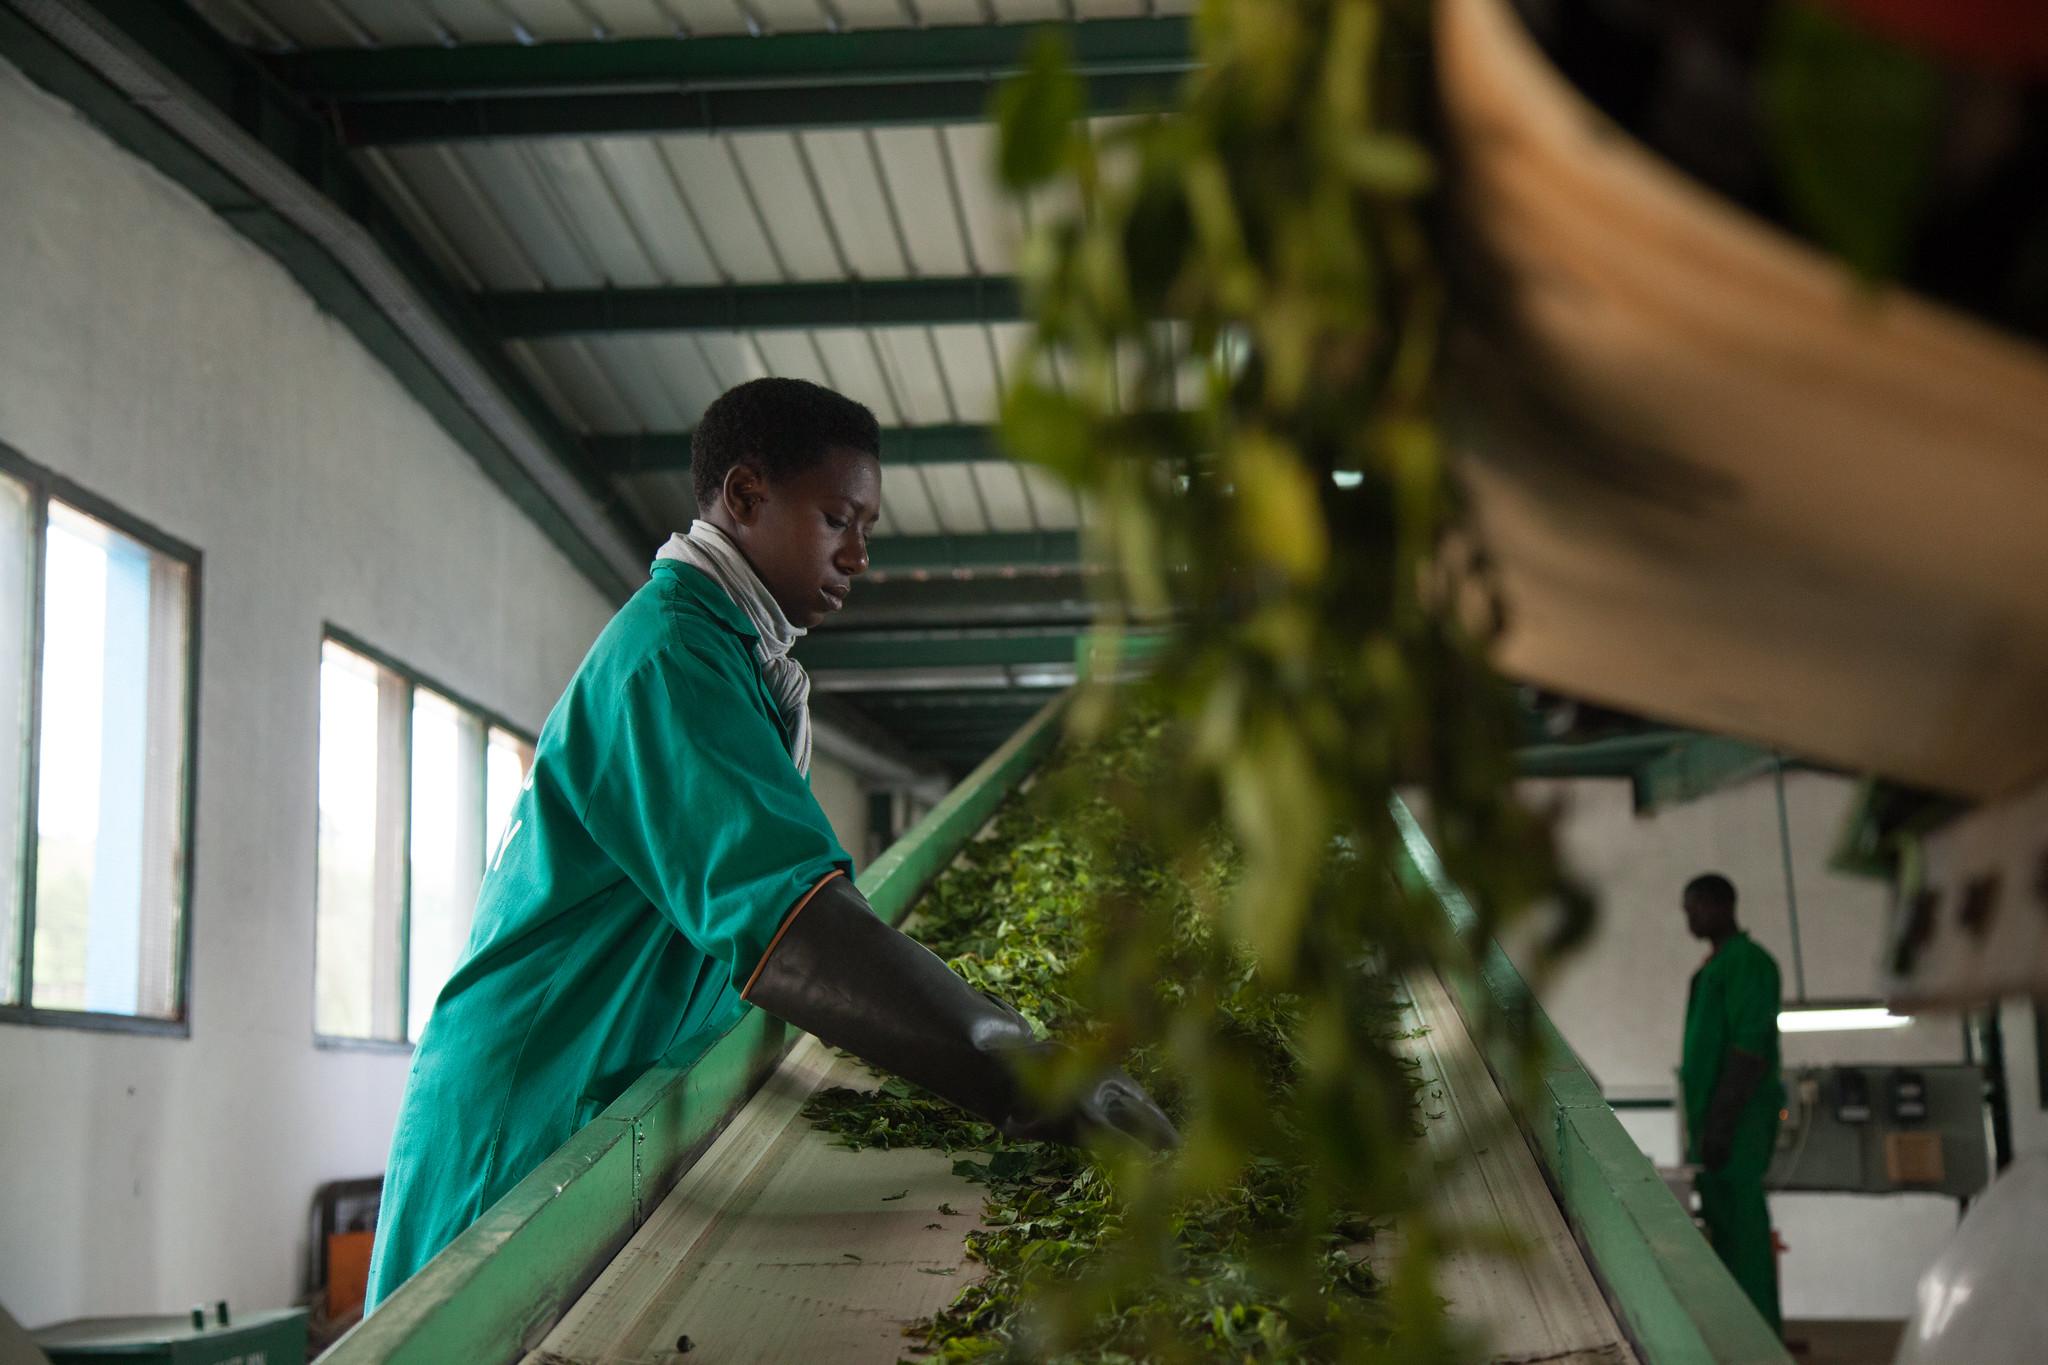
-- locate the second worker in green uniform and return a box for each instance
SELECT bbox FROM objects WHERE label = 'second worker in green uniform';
[1679,871,1785,1337]
[366,378,1175,1310]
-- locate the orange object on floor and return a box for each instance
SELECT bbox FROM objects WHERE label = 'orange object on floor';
[327,1229,374,1321]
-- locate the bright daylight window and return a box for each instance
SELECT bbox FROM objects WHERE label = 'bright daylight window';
[1,460,197,1029]
[315,636,531,1044]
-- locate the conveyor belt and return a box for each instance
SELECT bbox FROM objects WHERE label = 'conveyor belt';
[1397,969,1635,1364]
[522,1037,986,1365]
[522,967,1637,1365]
[322,710,1781,1365]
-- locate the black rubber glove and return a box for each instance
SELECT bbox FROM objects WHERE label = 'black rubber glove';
[747,875,1179,1152]
[1699,1047,1768,1172]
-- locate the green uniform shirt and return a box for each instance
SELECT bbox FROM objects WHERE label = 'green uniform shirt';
[365,561,850,1308]
[1680,931,1785,1170]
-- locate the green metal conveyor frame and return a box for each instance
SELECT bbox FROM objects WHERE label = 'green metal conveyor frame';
[321,695,1790,1365]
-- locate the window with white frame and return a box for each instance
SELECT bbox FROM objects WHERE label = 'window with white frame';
[314,635,532,1044]
[0,449,198,1030]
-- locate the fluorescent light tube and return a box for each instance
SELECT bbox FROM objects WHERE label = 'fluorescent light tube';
[1777,1006,1913,1033]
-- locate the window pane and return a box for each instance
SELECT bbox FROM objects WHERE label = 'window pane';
[0,478,29,1007]
[485,726,532,867]
[31,502,190,1018]
[315,642,405,1039]
[408,689,482,1043]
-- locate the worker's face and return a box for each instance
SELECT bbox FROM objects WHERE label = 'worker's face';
[1682,891,1728,941]
[719,448,881,628]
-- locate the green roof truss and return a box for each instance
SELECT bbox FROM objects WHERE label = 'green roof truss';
[864,531,1081,573]
[481,278,1021,337]
[269,19,1194,143]
[592,424,1003,474]
[797,628,1081,671]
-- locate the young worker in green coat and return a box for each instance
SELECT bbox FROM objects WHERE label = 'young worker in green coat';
[365,378,1175,1310]
[1679,872,1786,1336]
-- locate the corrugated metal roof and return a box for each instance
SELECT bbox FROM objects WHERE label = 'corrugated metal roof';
[498,323,1024,432]
[362,126,1019,289]
[348,112,1101,539]
[194,0,1193,50]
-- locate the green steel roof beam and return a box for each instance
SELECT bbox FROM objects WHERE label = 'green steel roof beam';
[1630,736,1784,815]
[268,19,1194,142]
[829,573,1103,629]
[274,19,1194,96]
[592,424,1003,474]
[881,731,1045,752]
[327,71,1182,142]
[841,688,1069,711]
[897,717,1035,732]
[483,278,1022,337]
[1514,731,1690,779]
[865,531,1081,574]
[796,629,1082,671]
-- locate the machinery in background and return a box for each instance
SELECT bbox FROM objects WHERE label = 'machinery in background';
[28,1304,305,1365]
[1768,1064,1990,1201]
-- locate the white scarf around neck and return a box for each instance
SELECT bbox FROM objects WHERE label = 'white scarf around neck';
[656,520,813,776]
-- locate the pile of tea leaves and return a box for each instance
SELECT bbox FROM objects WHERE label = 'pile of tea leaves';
[802,716,1432,1362]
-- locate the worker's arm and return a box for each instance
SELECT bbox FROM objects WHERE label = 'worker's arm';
[583,640,853,994]
[1699,1047,1768,1171]
[746,873,1179,1152]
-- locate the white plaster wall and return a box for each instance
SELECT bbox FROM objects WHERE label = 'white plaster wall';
[1504,771,1980,1320]
[0,61,623,1325]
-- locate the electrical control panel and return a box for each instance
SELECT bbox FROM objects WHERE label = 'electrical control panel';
[1763,1063,1990,1198]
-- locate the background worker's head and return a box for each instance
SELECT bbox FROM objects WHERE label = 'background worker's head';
[692,378,882,628]
[1682,872,1739,942]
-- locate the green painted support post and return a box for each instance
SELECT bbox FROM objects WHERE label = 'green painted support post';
[1390,799,1794,1365]
[321,694,1070,1364]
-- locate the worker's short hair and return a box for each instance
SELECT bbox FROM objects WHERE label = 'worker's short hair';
[691,378,881,509]
[1684,872,1737,911]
